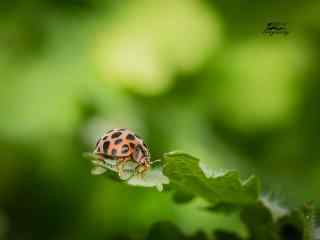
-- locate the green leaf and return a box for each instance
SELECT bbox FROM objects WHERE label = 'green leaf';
[127,167,170,191]
[86,151,314,240]
[85,153,169,191]
[162,152,259,206]
[161,152,294,239]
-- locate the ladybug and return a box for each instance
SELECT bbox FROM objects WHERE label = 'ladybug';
[94,128,150,176]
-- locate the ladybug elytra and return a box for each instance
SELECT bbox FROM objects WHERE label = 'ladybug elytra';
[94,128,151,176]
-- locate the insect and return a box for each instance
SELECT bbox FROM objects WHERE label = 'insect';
[93,128,151,177]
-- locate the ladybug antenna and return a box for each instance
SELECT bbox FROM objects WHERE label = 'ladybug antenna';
[150,159,161,165]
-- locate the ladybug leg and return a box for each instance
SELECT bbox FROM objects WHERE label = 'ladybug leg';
[134,164,148,179]
[116,160,125,177]
[134,165,142,178]
[116,158,131,178]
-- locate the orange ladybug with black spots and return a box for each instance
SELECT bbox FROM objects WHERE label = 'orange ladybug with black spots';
[94,128,150,175]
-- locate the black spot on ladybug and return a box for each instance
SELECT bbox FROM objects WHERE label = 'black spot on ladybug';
[122,149,129,154]
[111,148,117,157]
[135,144,143,151]
[126,134,135,140]
[111,132,122,139]
[103,141,110,152]
[129,142,135,148]
[114,138,123,145]
[137,144,147,155]
[122,144,129,149]
[121,144,129,154]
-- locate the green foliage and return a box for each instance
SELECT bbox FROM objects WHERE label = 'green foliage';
[162,152,259,206]
[89,151,316,240]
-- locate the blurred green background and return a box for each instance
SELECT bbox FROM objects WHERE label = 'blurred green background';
[0,0,319,239]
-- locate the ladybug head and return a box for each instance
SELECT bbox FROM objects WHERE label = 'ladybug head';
[133,144,150,167]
